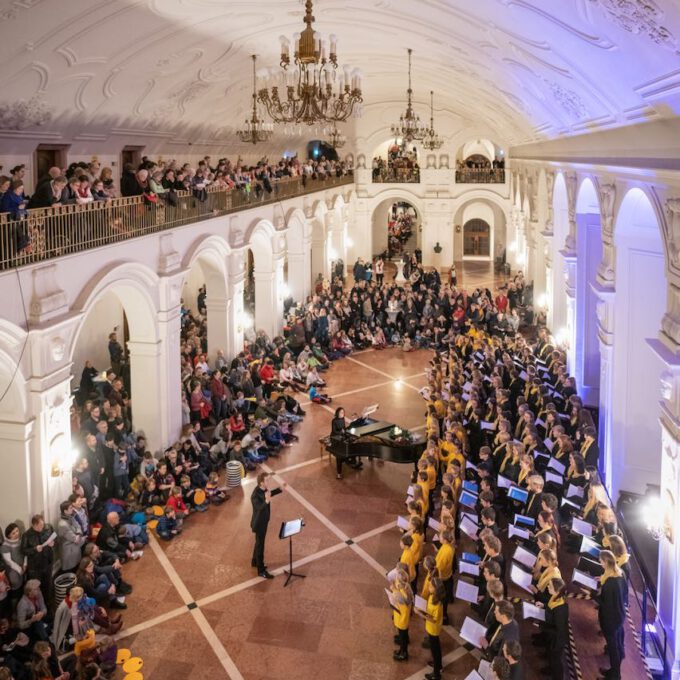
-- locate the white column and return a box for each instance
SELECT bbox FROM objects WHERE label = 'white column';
[311,227,328,281]
[274,253,285,335]
[287,251,307,302]
[0,420,36,528]
[253,270,276,338]
[561,251,578,374]
[591,282,615,487]
[227,253,246,356]
[204,296,230,362]
[647,339,680,680]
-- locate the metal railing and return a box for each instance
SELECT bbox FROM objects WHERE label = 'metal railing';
[0,174,353,270]
[372,168,420,184]
[455,168,505,184]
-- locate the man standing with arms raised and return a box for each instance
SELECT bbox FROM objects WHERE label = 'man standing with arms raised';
[250,472,285,579]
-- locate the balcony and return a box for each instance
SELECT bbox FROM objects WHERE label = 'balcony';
[372,167,420,184]
[455,168,505,184]
[0,174,353,270]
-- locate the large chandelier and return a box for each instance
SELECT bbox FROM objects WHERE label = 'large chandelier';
[421,90,443,150]
[237,55,274,145]
[257,0,363,125]
[391,48,427,143]
[326,124,346,149]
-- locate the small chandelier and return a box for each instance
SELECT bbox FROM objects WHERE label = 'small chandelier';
[237,55,274,145]
[391,48,427,143]
[421,90,443,150]
[326,124,346,149]
[257,0,363,125]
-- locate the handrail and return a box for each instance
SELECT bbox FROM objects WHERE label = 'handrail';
[0,174,353,271]
[455,168,505,184]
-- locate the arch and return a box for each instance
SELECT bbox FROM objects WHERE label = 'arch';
[463,218,491,258]
[454,198,505,262]
[608,187,666,498]
[247,219,276,272]
[575,177,599,215]
[371,196,422,259]
[70,262,160,358]
[285,207,311,301]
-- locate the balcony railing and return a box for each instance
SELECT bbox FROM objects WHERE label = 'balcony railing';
[0,174,353,271]
[372,167,420,184]
[455,168,505,184]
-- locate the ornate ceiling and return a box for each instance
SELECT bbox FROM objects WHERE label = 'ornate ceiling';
[1,0,679,148]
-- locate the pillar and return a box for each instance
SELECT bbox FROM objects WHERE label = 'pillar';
[227,252,246,356]
[647,339,680,680]
[0,420,35,528]
[562,251,578,375]
[204,296,230,362]
[591,283,615,487]
[311,223,328,281]
[597,184,617,287]
[253,270,276,338]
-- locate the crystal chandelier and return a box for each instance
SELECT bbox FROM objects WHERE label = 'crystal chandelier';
[391,49,427,143]
[421,90,443,150]
[257,0,363,125]
[237,55,274,145]
[326,124,346,149]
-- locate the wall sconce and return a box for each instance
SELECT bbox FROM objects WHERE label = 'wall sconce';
[237,311,253,334]
[455,225,461,233]
[51,447,78,478]
[642,494,672,542]
[433,242,442,254]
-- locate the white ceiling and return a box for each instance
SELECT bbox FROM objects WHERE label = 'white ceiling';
[1,0,680,148]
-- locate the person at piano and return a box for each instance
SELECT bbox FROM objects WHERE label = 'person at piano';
[330,407,362,479]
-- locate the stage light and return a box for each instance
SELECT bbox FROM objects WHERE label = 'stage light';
[328,247,338,260]
[537,293,547,307]
[555,327,569,347]
[346,237,354,247]
[508,241,517,253]
[280,283,291,299]
[395,378,403,387]
[642,495,665,541]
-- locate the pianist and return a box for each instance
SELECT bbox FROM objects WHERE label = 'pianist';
[331,407,363,478]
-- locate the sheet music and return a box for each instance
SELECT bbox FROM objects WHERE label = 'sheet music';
[414,594,428,612]
[477,659,493,680]
[460,491,478,509]
[460,616,487,648]
[455,579,479,604]
[544,438,555,452]
[40,532,57,548]
[522,601,546,621]
[545,470,563,485]
[508,487,529,503]
[508,524,531,540]
[406,485,414,497]
[459,560,480,577]
[466,460,478,471]
[397,515,410,531]
[481,421,495,431]
[514,545,537,568]
[463,481,479,493]
[428,517,442,532]
[566,484,584,499]
[384,587,399,610]
[572,569,599,590]
[580,536,601,557]
[514,513,535,528]
[463,671,484,680]
[535,417,545,427]
[497,475,513,489]
[561,497,580,510]
[460,515,479,540]
[386,568,397,582]
[463,381,473,392]
[510,563,534,592]
[547,458,566,475]
[571,518,593,537]
[519,370,529,381]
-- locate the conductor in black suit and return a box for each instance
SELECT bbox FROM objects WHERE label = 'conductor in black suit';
[250,472,285,579]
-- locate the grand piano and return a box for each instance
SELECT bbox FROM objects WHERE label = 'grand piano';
[321,416,426,474]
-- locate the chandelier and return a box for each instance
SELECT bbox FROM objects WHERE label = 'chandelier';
[326,124,346,149]
[391,48,427,143]
[421,90,443,150]
[257,0,363,125]
[237,55,274,145]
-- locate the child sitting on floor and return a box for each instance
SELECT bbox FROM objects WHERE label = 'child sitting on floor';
[205,471,230,504]
[309,384,332,404]
[156,507,181,541]
[180,475,209,512]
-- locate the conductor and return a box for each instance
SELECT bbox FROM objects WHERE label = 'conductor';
[250,472,285,579]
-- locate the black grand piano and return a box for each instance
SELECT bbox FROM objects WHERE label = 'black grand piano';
[321,416,425,475]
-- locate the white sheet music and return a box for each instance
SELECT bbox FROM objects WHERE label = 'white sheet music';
[519,370,529,381]
[406,485,414,498]
[463,671,484,680]
[477,659,493,680]
[514,545,537,569]
[497,475,513,489]
[566,484,584,499]
[455,579,479,604]
[548,458,566,475]
[397,515,410,531]
[535,417,545,427]
[459,560,480,577]
[481,421,496,431]
[466,460,478,471]
[544,438,555,451]
[460,616,487,648]
[545,470,563,485]
[571,518,593,537]
[572,569,598,590]
[510,563,534,592]
[386,568,397,582]
[384,587,399,609]
[522,601,546,621]
[508,524,531,540]
[428,517,443,532]
[460,515,479,540]
[414,594,428,612]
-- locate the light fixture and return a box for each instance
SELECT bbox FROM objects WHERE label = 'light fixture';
[51,447,78,477]
[421,91,443,151]
[642,495,665,541]
[257,0,363,125]
[237,55,274,145]
[326,124,346,149]
[390,48,427,143]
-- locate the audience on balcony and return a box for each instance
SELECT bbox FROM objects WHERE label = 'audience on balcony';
[373,142,420,183]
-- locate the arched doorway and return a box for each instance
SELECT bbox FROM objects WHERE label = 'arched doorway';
[463,219,491,258]
[372,198,421,260]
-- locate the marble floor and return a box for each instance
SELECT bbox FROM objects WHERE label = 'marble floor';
[112,263,650,679]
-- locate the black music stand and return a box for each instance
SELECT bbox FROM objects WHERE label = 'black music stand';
[279,518,306,587]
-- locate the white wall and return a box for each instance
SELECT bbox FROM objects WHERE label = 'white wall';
[182,264,206,316]
[71,291,125,383]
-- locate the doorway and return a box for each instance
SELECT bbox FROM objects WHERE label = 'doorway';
[34,145,70,184]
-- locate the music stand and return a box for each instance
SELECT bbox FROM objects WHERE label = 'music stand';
[279,518,306,587]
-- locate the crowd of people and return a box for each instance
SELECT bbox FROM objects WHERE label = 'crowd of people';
[382,326,629,680]
[372,142,420,183]
[0,154,352,258]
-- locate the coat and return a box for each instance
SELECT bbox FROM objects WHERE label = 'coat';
[57,514,86,571]
[21,526,55,574]
[598,575,626,634]
[0,538,25,590]
[250,486,282,534]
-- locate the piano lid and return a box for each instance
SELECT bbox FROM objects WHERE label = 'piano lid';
[348,420,395,438]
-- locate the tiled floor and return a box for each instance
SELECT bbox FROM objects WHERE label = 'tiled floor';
[113,263,649,679]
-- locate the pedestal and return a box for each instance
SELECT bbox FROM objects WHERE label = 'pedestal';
[394,259,406,283]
